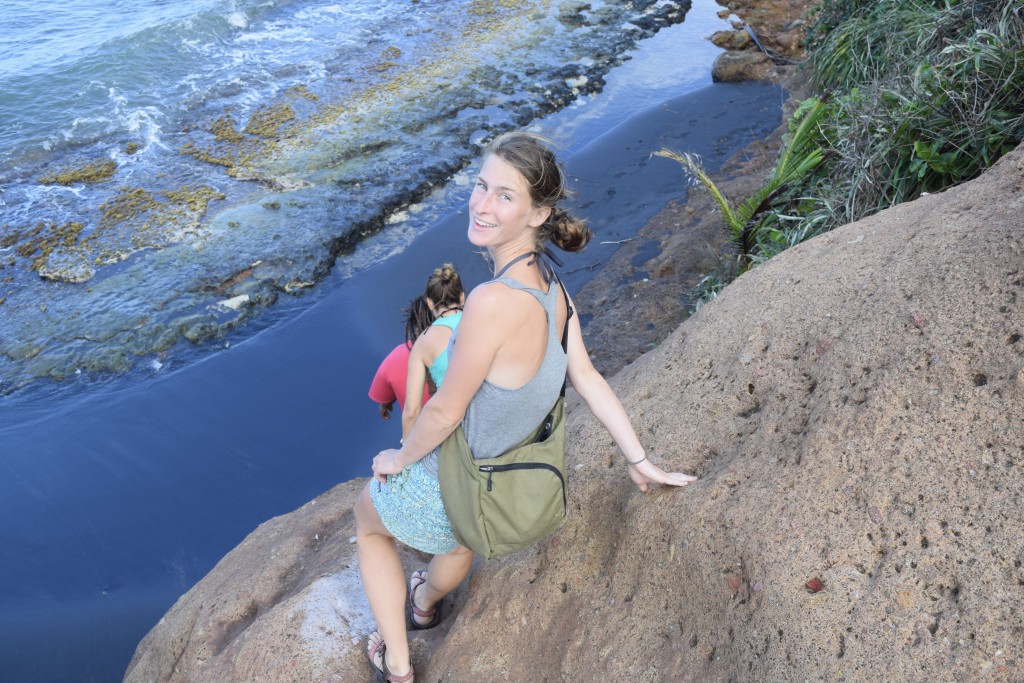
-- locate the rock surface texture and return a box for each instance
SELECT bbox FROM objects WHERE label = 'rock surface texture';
[127,137,1024,681]
[711,0,814,82]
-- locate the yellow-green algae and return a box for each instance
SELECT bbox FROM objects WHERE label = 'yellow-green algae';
[40,160,117,186]
[1,228,20,249]
[468,0,522,16]
[182,103,298,174]
[179,143,236,169]
[3,184,224,280]
[243,103,297,138]
[286,84,319,102]
[85,185,225,263]
[210,114,246,144]
[179,0,551,182]
[14,222,86,271]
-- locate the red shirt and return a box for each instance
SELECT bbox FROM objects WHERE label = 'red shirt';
[368,342,430,410]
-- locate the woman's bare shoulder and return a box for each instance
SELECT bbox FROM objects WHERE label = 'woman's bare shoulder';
[466,279,540,307]
[413,323,451,358]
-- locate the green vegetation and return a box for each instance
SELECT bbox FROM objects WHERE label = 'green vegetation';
[680,0,1024,308]
[656,97,829,291]
[804,0,1024,225]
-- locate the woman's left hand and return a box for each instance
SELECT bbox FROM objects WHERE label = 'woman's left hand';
[627,458,698,493]
[372,448,405,483]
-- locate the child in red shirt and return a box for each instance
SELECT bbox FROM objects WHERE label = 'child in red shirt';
[368,296,434,419]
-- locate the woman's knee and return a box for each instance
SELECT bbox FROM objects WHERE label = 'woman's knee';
[444,544,473,559]
[355,483,386,537]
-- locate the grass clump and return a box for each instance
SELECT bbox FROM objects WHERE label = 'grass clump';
[802,0,1024,226]
[679,0,1024,308]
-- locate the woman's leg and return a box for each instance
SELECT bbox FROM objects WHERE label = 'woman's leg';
[355,483,411,676]
[410,544,474,623]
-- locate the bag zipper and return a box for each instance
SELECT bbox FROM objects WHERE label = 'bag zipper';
[479,463,567,511]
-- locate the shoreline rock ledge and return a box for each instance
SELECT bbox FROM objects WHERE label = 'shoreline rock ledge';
[127,144,1024,681]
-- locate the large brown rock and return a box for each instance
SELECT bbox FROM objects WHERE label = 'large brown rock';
[126,142,1024,681]
[711,50,775,82]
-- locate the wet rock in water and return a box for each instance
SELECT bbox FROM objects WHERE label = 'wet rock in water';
[216,294,251,312]
[710,29,753,50]
[38,250,94,284]
[182,319,219,345]
[712,50,774,82]
[558,3,592,27]
[80,347,131,374]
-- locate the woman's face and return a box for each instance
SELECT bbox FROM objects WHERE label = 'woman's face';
[468,154,551,251]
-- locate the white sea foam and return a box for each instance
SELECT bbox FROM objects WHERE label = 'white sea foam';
[226,11,249,29]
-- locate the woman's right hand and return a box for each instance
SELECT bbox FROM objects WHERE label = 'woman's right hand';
[372,448,406,483]
[627,458,698,493]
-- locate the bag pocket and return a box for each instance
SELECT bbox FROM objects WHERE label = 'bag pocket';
[476,458,567,554]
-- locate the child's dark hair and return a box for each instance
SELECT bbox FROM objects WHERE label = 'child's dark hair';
[404,296,433,345]
[424,263,463,309]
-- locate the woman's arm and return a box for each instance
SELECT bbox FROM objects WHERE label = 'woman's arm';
[564,294,697,492]
[402,338,430,441]
[367,346,401,417]
[372,284,516,481]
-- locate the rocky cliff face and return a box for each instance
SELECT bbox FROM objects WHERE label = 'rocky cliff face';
[126,138,1024,681]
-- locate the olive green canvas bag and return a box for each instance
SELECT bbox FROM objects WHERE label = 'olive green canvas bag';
[438,276,572,559]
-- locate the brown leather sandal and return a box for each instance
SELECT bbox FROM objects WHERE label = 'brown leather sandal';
[407,570,442,630]
[366,631,415,682]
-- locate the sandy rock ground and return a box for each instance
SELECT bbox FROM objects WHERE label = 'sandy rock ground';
[126,2,1024,681]
[429,139,1024,682]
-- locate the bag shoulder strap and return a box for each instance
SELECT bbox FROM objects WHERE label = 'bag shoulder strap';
[552,272,572,398]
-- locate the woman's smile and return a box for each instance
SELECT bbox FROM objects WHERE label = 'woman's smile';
[471,215,497,230]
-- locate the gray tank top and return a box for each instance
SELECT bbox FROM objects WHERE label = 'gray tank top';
[421,277,567,478]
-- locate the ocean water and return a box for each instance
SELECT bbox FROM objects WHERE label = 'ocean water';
[0,0,785,681]
[0,0,698,395]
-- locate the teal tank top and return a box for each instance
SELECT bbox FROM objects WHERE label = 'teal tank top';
[427,312,461,387]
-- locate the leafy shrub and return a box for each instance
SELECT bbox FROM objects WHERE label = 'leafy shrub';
[682,0,1024,309]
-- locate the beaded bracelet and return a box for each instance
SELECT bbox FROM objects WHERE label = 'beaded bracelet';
[626,455,647,466]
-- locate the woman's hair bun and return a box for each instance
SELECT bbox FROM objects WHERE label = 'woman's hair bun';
[542,206,591,253]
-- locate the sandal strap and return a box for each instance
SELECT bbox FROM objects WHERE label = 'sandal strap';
[410,602,436,619]
[409,574,436,619]
[388,664,414,683]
